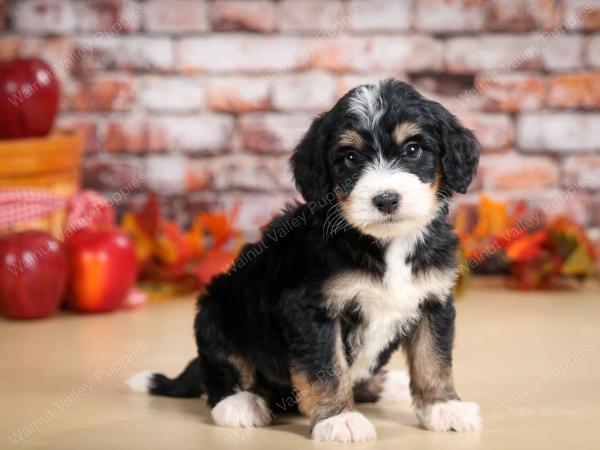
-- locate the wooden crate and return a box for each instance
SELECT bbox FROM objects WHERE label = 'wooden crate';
[0,130,82,236]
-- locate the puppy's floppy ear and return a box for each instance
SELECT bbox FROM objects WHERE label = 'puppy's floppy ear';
[437,108,480,194]
[290,114,332,201]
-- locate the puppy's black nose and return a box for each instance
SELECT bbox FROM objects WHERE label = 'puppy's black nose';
[372,191,400,214]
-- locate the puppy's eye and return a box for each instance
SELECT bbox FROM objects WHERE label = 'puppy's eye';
[344,151,361,166]
[402,142,422,159]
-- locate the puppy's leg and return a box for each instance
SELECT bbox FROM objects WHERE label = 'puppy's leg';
[290,321,376,443]
[201,354,271,428]
[353,369,411,404]
[404,299,481,432]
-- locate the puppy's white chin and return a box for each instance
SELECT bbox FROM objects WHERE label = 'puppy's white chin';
[360,217,427,239]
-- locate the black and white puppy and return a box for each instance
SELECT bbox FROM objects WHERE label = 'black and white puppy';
[127,79,481,443]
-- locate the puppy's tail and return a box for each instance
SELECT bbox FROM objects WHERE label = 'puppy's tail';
[126,357,203,398]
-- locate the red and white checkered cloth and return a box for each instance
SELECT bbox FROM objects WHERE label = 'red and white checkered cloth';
[0,188,114,233]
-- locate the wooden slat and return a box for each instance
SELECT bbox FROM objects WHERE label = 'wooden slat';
[0,131,82,176]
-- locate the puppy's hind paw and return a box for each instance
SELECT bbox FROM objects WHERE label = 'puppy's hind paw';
[312,411,376,443]
[417,400,481,432]
[379,369,411,403]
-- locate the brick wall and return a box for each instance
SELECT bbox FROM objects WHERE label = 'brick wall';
[1,0,600,237]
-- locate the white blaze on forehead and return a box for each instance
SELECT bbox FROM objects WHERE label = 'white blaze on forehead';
[342,161,439,239]
[348,83,386,134]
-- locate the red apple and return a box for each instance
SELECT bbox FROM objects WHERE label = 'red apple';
[0,58,60,139]
[0,231,67,319]
[65,227,138,313]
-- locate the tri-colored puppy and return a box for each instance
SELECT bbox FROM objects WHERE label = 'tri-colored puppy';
[127,79,481,443]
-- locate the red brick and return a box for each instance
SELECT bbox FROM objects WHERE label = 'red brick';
[517,113,600,153]
[104,119,158,154]
[209,0,275,32]
[105,114,235,154]
[564,0,600,30]
[415,0,486,32]
[541,35,583,70]
[460,114,514,152]
[562,156,600,190]
[144,0,208,33]
[13,0,76,33]
[239,113,313,154]
[530,191,591,226]
[81,155,146,191]
[73,36,174,73]
[153,115,235,154]
[548,73,600,109]
[445,35,542,73]
[145,155,186,194]
[313,36,443,73]
[67,77,134,112]
[106,116,235,154]
[75,0,143,32]
[56,116,98,153]
[138,76,205,113]
[185,160,214,192]
[272,72,336,111]
[479,153,558,191]
[336,73,409,98]
[345,0,410,31]
[199,155,293,192]
[486,0,562,31]
[177,36,309,73]
[277,0,342,32]
[588,36,600,68]
[206,76,271,113]
[475,73,545,112]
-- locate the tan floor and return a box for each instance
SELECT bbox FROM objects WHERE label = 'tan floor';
[1,285,599,450]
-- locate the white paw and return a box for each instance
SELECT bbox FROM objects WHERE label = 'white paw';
[417,400,481,432]
[379,370,411,403]
[211,391,271,428]
[125,370,155,393]
[312,411,376,443]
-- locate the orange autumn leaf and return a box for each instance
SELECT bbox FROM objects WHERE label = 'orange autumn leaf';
[134,192,161,238]
[506,229,549,262]
[195,203,241,248]
[154,221,193,267]
[193,248,237,285]
[472,195,510,239]
[121,212,154,264]
[120,194,244,291]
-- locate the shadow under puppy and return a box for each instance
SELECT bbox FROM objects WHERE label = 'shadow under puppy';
[127,79,481,443]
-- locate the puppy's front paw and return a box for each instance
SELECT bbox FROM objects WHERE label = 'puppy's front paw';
[211,391,271,428]
[417,400,481,432]
[312,411,376,443]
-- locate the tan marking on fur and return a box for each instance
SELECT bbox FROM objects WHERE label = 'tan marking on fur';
[338,130,363,150]
[393,122,421,145]
[290,323,354,426]
[228,355,255,390]
[432,171,442,191]
[404,316,458,409]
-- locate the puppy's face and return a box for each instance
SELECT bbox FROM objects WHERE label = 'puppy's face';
[292,80,479,240]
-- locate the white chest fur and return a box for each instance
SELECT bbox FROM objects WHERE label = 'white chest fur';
[324,235,456,383]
